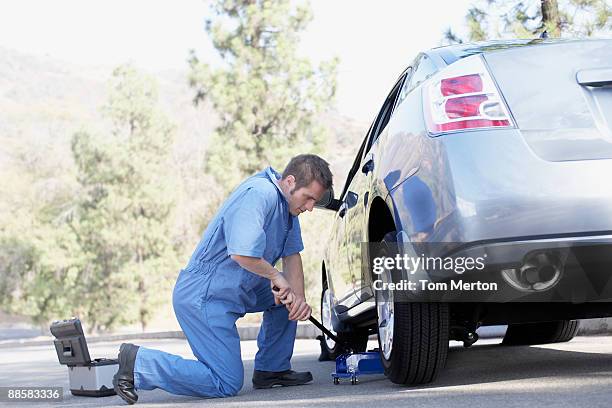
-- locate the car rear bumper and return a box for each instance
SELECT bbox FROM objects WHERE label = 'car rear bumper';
[361,234,612,304]
[421,234,612,302]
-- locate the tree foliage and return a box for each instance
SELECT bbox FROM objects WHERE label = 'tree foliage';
[69,65,180,331]
[188,0,338,190]
[0,65,180,332]
[0,123,81,327]
[445,0,612,43]
[1,1,342,331]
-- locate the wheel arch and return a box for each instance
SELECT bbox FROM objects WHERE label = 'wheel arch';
[368,196,397,243]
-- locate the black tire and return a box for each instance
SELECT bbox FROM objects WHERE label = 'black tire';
[502,320,580,345]
[378,302,449,385]
[318,280,369,361]
[374,231,449,385]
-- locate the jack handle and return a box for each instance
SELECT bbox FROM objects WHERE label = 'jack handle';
[272,285,340,344]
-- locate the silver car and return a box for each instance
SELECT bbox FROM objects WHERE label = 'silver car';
[316,38,612,385]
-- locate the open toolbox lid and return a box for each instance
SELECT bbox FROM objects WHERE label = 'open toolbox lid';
[50,318,92,366]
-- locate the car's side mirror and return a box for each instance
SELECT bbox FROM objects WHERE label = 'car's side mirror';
[345,191,358,209]
[338,191,359,218]
[315,188,343,211]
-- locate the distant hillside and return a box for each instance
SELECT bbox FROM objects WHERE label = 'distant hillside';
[0,46,367,189]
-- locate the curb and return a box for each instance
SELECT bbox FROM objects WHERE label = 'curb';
[0,322,320,349]
[1,318,610,350]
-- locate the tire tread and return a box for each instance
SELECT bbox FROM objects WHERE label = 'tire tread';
[383,302,449,385]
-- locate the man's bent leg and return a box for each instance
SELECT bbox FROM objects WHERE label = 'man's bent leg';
[249,281,312,389]
[133,268,244,398]
[134,346,241,398]
[251,283,297,371]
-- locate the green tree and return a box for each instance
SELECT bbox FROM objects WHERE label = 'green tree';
[70,65,179,332]
[445,0,611,43]
[188,0,338,191]
[0,222,82,329]
[0,128,82,328]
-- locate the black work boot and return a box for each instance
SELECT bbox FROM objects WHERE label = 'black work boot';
[113,343,140,405]
[252,369,313,389]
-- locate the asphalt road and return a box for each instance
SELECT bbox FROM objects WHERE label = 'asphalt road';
[1,336,611,408]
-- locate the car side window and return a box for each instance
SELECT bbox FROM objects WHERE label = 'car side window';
[338,126,370,201]
[409,54,437,89]
[394,67,413,110]
[363,73,406,155]
[395,54,437,110]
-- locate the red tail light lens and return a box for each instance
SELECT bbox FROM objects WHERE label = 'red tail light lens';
[441,74,483,96]
[445,95,488,118]
[423,56,514,135]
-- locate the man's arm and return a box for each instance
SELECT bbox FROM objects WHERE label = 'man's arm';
[230,255,295,304]
[282,253,312,321]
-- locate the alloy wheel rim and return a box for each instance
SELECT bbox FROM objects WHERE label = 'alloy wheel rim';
[376,268,394,360]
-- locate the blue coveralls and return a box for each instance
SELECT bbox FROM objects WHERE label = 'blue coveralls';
[133,166,303,397]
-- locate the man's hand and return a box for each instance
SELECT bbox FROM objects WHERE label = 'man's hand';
[287,296,312,321]
[271,273,295,305]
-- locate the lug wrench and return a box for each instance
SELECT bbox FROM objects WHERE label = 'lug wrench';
[273,285,346,348]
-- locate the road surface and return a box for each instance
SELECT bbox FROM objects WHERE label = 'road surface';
[1,336,611,407]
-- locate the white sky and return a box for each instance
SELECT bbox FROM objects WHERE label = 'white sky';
[0,0,474,120]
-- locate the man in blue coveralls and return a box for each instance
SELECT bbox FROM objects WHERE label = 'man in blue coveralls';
[113,154,333,404]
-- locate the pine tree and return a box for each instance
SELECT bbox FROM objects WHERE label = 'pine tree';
[188,0,338,191]
[0,124,81,328]
[445,0,611,43]
[70,65,179,332]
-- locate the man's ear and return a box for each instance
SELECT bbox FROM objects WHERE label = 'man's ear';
[286,175,296,187]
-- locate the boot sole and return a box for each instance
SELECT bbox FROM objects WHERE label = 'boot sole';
[252,377,314,389]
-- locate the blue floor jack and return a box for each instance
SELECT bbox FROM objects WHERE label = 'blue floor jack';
[272,286,384,384]
[308,316,384,385]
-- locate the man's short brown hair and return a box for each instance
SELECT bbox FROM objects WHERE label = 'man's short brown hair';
[282,154,333,192]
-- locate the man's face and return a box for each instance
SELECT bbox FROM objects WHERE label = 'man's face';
[283,177,327,216]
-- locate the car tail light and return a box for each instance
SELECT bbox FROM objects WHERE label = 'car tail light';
[423,56,514,134]
[440,74,483,96]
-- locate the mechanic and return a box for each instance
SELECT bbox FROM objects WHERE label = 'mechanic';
[112,154,333,405]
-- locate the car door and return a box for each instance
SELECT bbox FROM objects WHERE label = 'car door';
[328,134,370,309]
[325,198,354,307]
[343,73,407,301]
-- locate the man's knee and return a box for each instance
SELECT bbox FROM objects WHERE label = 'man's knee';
[219,376,243,397]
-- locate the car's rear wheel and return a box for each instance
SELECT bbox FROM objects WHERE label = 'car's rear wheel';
[502,320,580,345]
[377,301,449,384]
[375,233,449,385]
[318,280,369,361]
